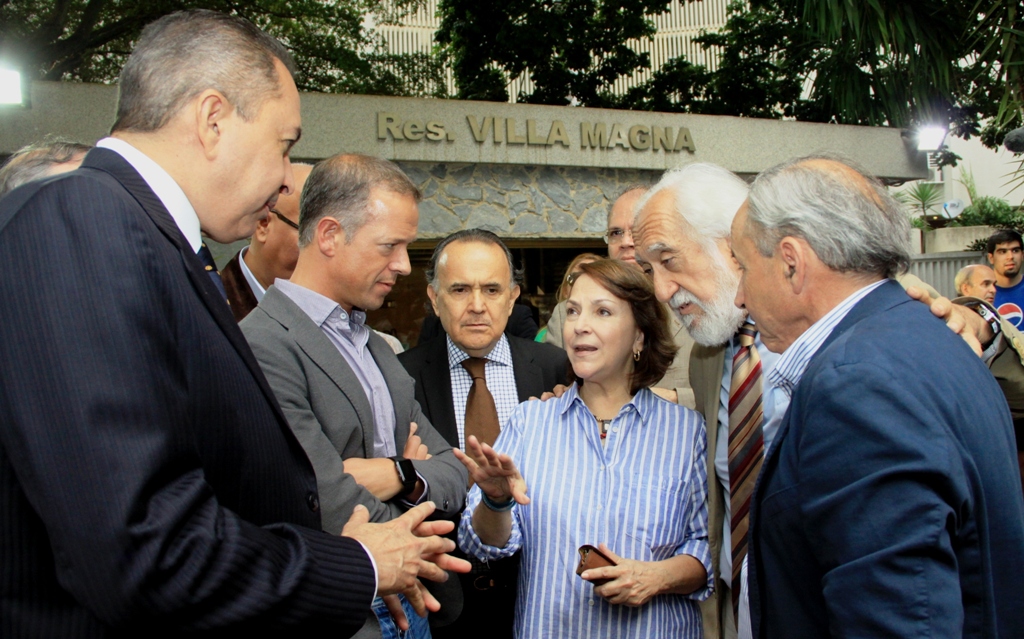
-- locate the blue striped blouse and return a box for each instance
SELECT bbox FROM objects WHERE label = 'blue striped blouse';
[459,383,713,639]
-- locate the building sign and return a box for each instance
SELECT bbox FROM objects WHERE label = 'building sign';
[377,112,696,153]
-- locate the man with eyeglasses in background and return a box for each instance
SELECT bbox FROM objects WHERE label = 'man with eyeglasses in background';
[221,162,312,322]
[544,185,696,407]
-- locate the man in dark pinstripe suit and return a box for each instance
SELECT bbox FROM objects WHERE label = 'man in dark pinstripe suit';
[0,10,464,637]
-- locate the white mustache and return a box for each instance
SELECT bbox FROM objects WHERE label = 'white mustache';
[669,289,702,313]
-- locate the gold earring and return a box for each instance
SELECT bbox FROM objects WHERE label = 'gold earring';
[633,350,641,361]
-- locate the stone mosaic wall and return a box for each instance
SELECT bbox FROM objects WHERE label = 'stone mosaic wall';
[396,161,663,240]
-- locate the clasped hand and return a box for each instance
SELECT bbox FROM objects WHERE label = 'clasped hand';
[341,501,471,627]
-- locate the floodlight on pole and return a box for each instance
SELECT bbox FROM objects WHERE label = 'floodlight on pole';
[916,125,948,152]
[0,68,23,105]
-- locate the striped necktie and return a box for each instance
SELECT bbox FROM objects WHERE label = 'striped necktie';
[728,320,764,616]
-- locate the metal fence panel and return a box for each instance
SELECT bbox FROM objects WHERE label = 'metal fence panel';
[909,251,984,298]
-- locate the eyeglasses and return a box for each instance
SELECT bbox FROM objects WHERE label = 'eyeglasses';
[603,227,632,244]
[271,209,299,230]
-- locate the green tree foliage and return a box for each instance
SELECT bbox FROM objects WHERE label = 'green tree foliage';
[620,2,807,117]
[0,0,447,97]
[751,0,1022,150]
[435,0,671,106]
[442,0,1019,161]
[950,196,1019,227]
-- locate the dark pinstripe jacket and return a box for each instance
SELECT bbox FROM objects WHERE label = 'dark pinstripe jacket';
[0,149,375,637]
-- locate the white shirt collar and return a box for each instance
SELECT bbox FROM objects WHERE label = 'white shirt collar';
[446,332,513,368]
[96,137,202,252]
[237,246,266,301]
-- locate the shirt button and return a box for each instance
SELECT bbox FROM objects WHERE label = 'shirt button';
[611,427,619,433]
[589,599,595,606]
[596,504,603,511]
[307,492,320,513]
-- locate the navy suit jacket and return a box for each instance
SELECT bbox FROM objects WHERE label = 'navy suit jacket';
[0,149,375,636]
[398,335,568,447]
[749,280,1024,638]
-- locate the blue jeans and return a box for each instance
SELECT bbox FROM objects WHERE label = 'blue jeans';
[372,594,432,639]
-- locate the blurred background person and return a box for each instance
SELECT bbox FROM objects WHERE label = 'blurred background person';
[986,229,1024,327]
[0,138,91,197]
[955,264,998,304]
[535,251,601,342]
[456,259,712,638]
[221,162,312,321]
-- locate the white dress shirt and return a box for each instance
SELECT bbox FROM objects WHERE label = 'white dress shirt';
[96,138,202,252]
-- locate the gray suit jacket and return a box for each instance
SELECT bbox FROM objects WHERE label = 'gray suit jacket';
[240,286,467,535]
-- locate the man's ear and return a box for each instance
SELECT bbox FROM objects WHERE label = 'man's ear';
[509,284,521,311]
[777,237,807,293]
[195,90,232,161]
[426,284,440,316]
[252,215,272,243]
[317,217,342,257]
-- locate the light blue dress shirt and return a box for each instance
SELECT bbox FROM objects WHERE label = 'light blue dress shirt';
[460,384,712,639]
[274,279,398,458]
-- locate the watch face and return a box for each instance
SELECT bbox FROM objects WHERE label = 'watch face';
[395,458,416,493]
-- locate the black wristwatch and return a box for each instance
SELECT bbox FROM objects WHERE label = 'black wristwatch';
[390,456,417,497]
[958,298,1002,350]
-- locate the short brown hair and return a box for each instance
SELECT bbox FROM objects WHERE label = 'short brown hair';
[299,154,421,247]
[566,259,677,395]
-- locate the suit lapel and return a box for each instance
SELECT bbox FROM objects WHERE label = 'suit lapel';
[261,287,377,456]
[82,149,290,428]
[418,337,458,446]
[509,337,544,402]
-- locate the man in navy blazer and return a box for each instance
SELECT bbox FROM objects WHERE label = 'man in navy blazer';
[730,156,1024,638]
[0,10,462,637]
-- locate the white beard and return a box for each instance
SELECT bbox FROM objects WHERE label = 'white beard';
[669,266,747,347]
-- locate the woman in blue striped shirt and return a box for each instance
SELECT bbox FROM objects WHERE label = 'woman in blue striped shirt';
[455,259,712,638]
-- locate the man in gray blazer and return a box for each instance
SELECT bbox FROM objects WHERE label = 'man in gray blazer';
[241,154,467,637]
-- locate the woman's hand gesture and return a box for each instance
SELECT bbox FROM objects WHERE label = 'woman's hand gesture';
[452,435,530,506]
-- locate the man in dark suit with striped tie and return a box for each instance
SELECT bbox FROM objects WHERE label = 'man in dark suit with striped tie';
[0,10,464,637]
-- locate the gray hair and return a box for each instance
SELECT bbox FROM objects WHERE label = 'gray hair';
[954,264,984,296]
[637,162,749,259]
[0,138,92,197]
[112,10,296,133]
[746,155,911,278]
[298,154,421,248]
[426,229,522,290]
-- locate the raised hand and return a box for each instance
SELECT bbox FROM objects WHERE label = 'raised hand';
[452,435,529,505]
